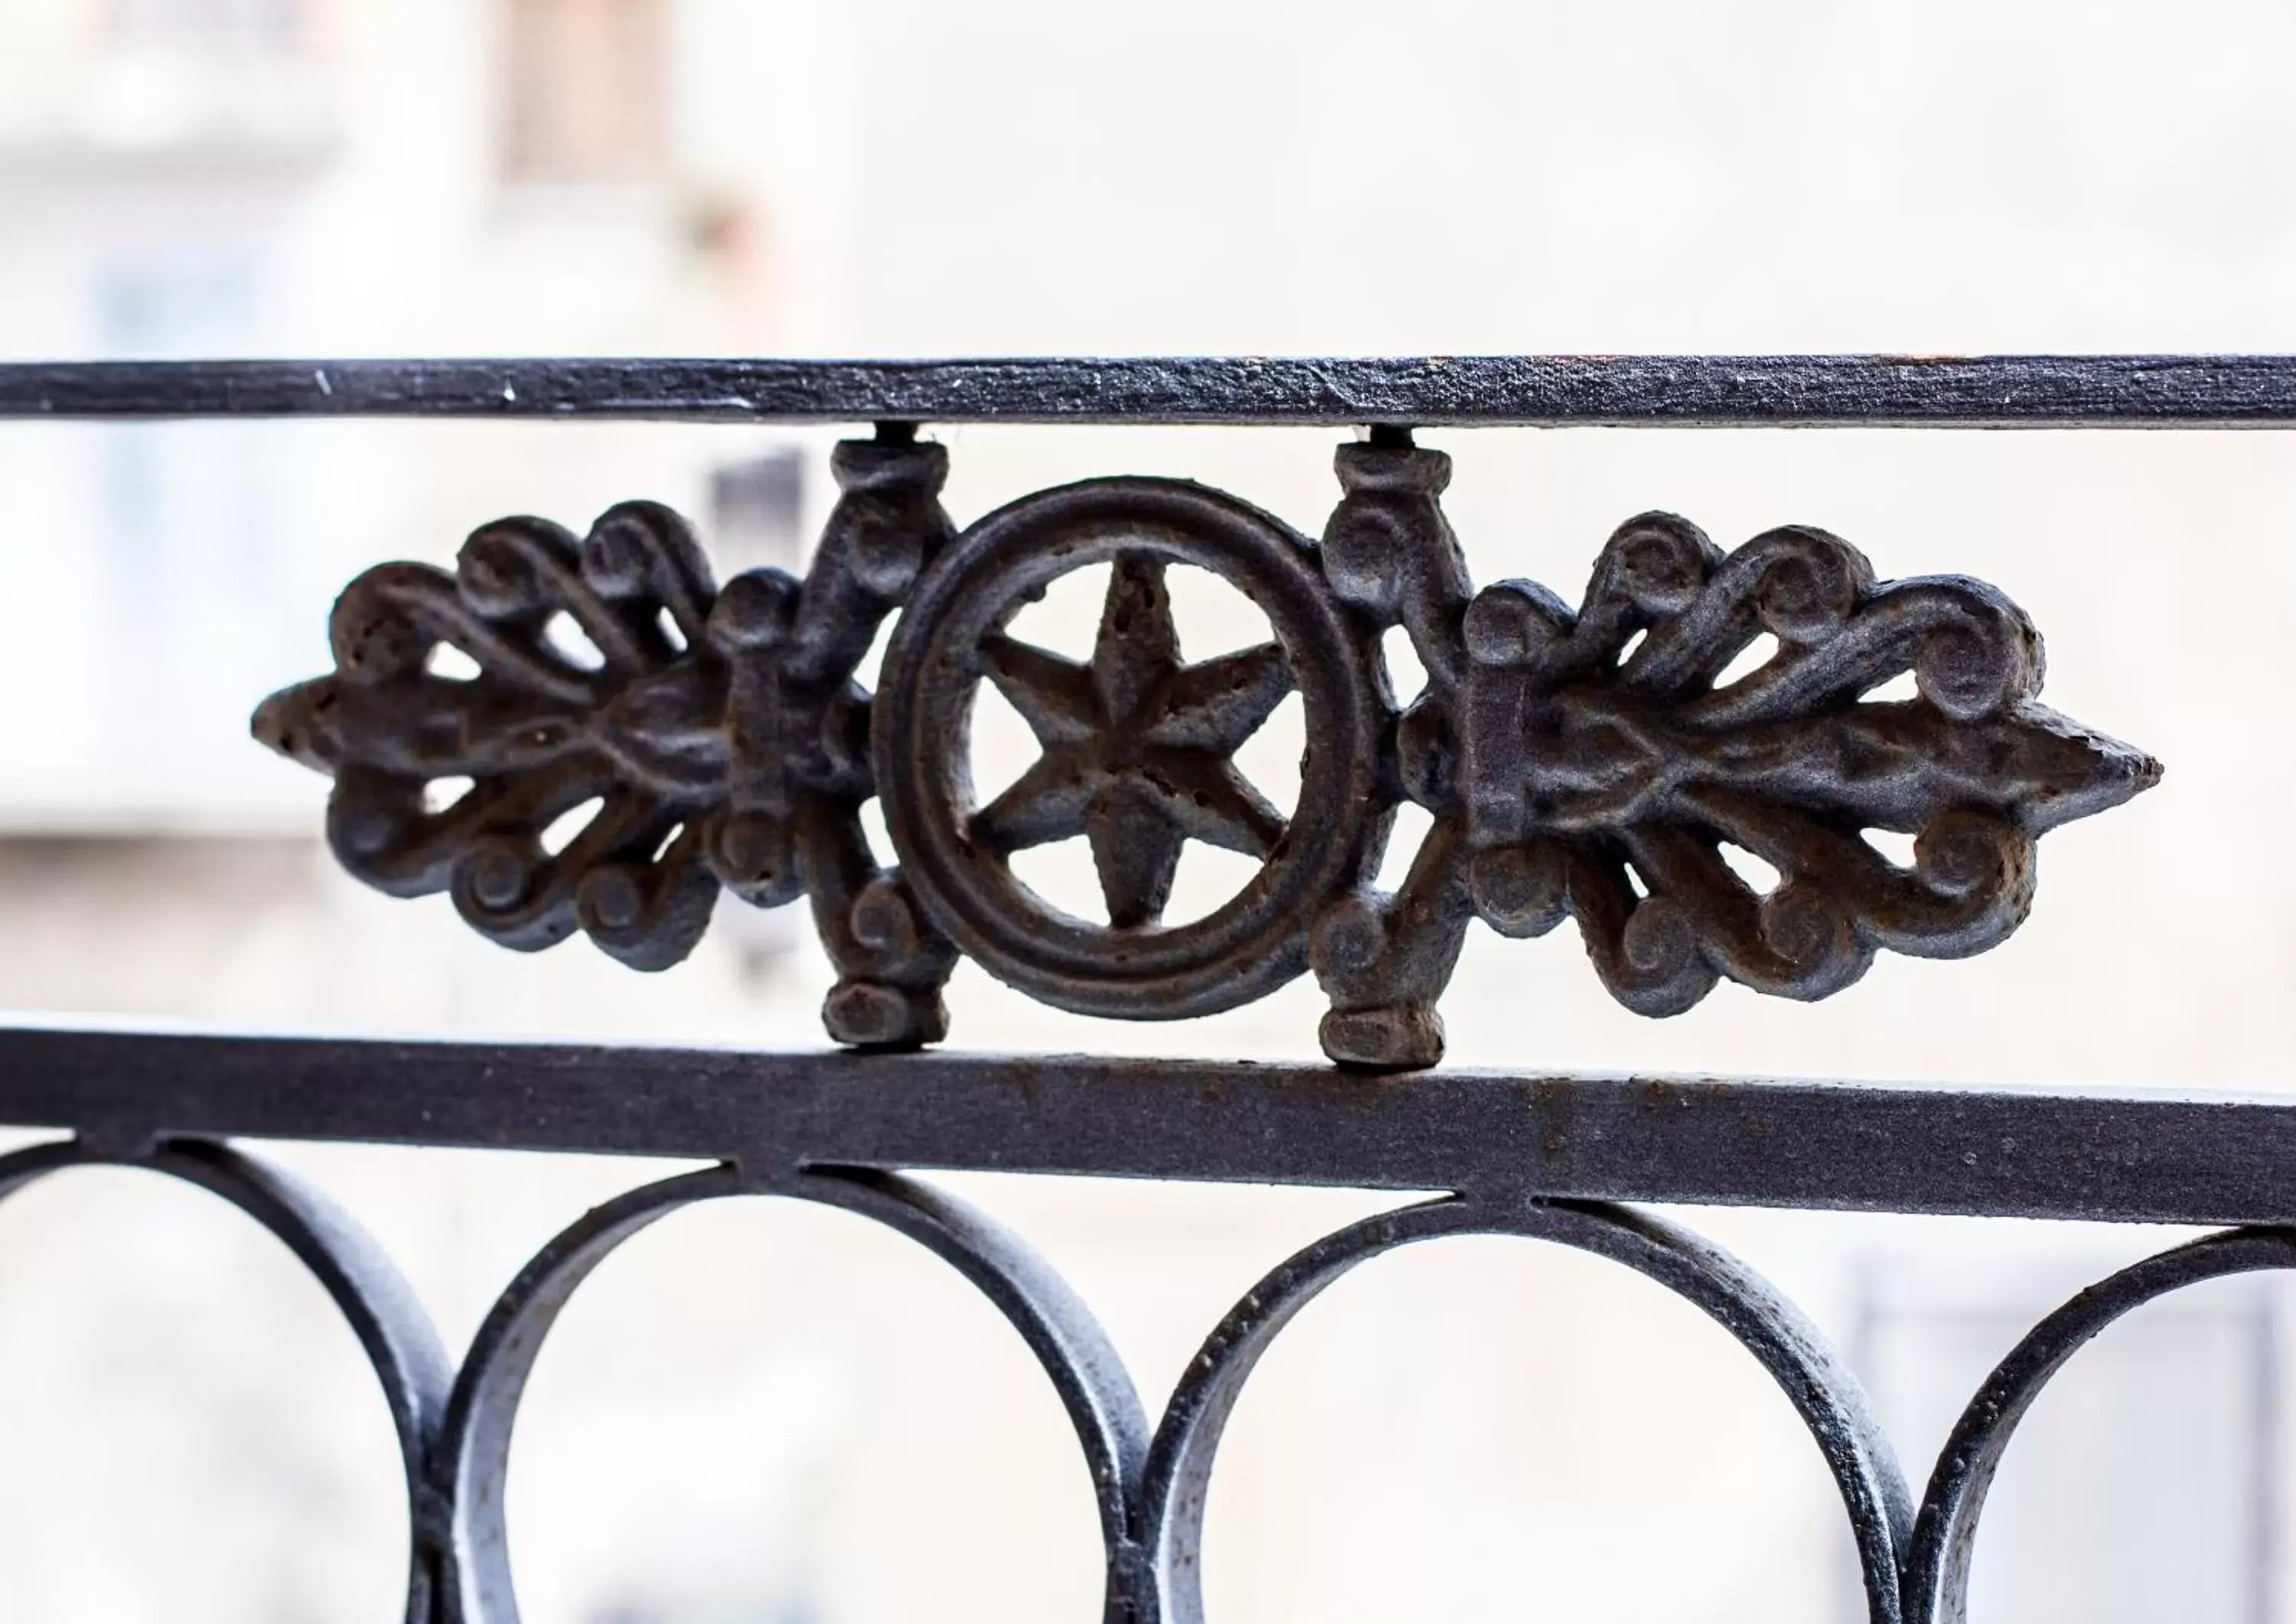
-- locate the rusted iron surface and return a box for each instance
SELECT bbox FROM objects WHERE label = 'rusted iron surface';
[253,432,2156,1066]
[14,352,2296,425]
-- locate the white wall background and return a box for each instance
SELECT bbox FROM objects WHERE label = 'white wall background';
[2,2,2294,1621]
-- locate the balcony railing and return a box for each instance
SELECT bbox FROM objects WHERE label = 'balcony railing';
[2,351,2286,1622]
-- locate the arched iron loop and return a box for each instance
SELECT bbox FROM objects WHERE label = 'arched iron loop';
[1901,1225,2296,1624]
[1136,1193,1913,1624]
[0,1136,454,1624]
[432,1162,1151,1624]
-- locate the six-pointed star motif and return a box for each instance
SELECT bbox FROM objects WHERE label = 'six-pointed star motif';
[970,554,1296,928]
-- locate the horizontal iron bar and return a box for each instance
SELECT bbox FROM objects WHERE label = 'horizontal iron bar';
[5,355,2296,427]
[2,1026,2291,1225]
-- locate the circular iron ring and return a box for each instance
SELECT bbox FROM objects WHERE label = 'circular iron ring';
[1902,1225,2296,1624]
[0,1138,452,1624]
[873,477,1388,1020]
[432,1163,1151,1622]
[1137,1194,1914,1624]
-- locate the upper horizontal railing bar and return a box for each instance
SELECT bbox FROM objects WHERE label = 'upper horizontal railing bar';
[5,355,2296,426]
[3,1025,2293,1225]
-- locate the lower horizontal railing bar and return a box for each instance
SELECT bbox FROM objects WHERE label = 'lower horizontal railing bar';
[6,354,2296,426]
[0,1025,2289,1225]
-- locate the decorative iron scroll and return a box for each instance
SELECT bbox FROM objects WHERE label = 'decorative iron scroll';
[253,430,2157,1067]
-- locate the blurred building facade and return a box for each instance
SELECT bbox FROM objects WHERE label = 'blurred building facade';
[4,2,2296,1621]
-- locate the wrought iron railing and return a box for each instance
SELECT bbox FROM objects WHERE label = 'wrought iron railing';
[2,353,2288,1622]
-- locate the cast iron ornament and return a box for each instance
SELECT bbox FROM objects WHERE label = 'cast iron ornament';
[253,430,2159,1068]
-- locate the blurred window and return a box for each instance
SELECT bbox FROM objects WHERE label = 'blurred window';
[106,0,303,53]
[500,0,669,184]
[77,256,279,817]
[99,259,261,589]
[709,449,806,576]
[1858,1254,2277,1624]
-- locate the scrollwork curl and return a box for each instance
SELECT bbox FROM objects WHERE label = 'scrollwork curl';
[257,432,2158,1067]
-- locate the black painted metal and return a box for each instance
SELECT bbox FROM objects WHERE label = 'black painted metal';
[6,1023,2288,1622]
[432,1162,1148,1624]
[1137,1194,1913,1624]
[0,350,2272,1618]
[9,354,2296,426]
[1900,1227,2296,1624]
[4,1026,2294,1228]
[0,1136,452,1622]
